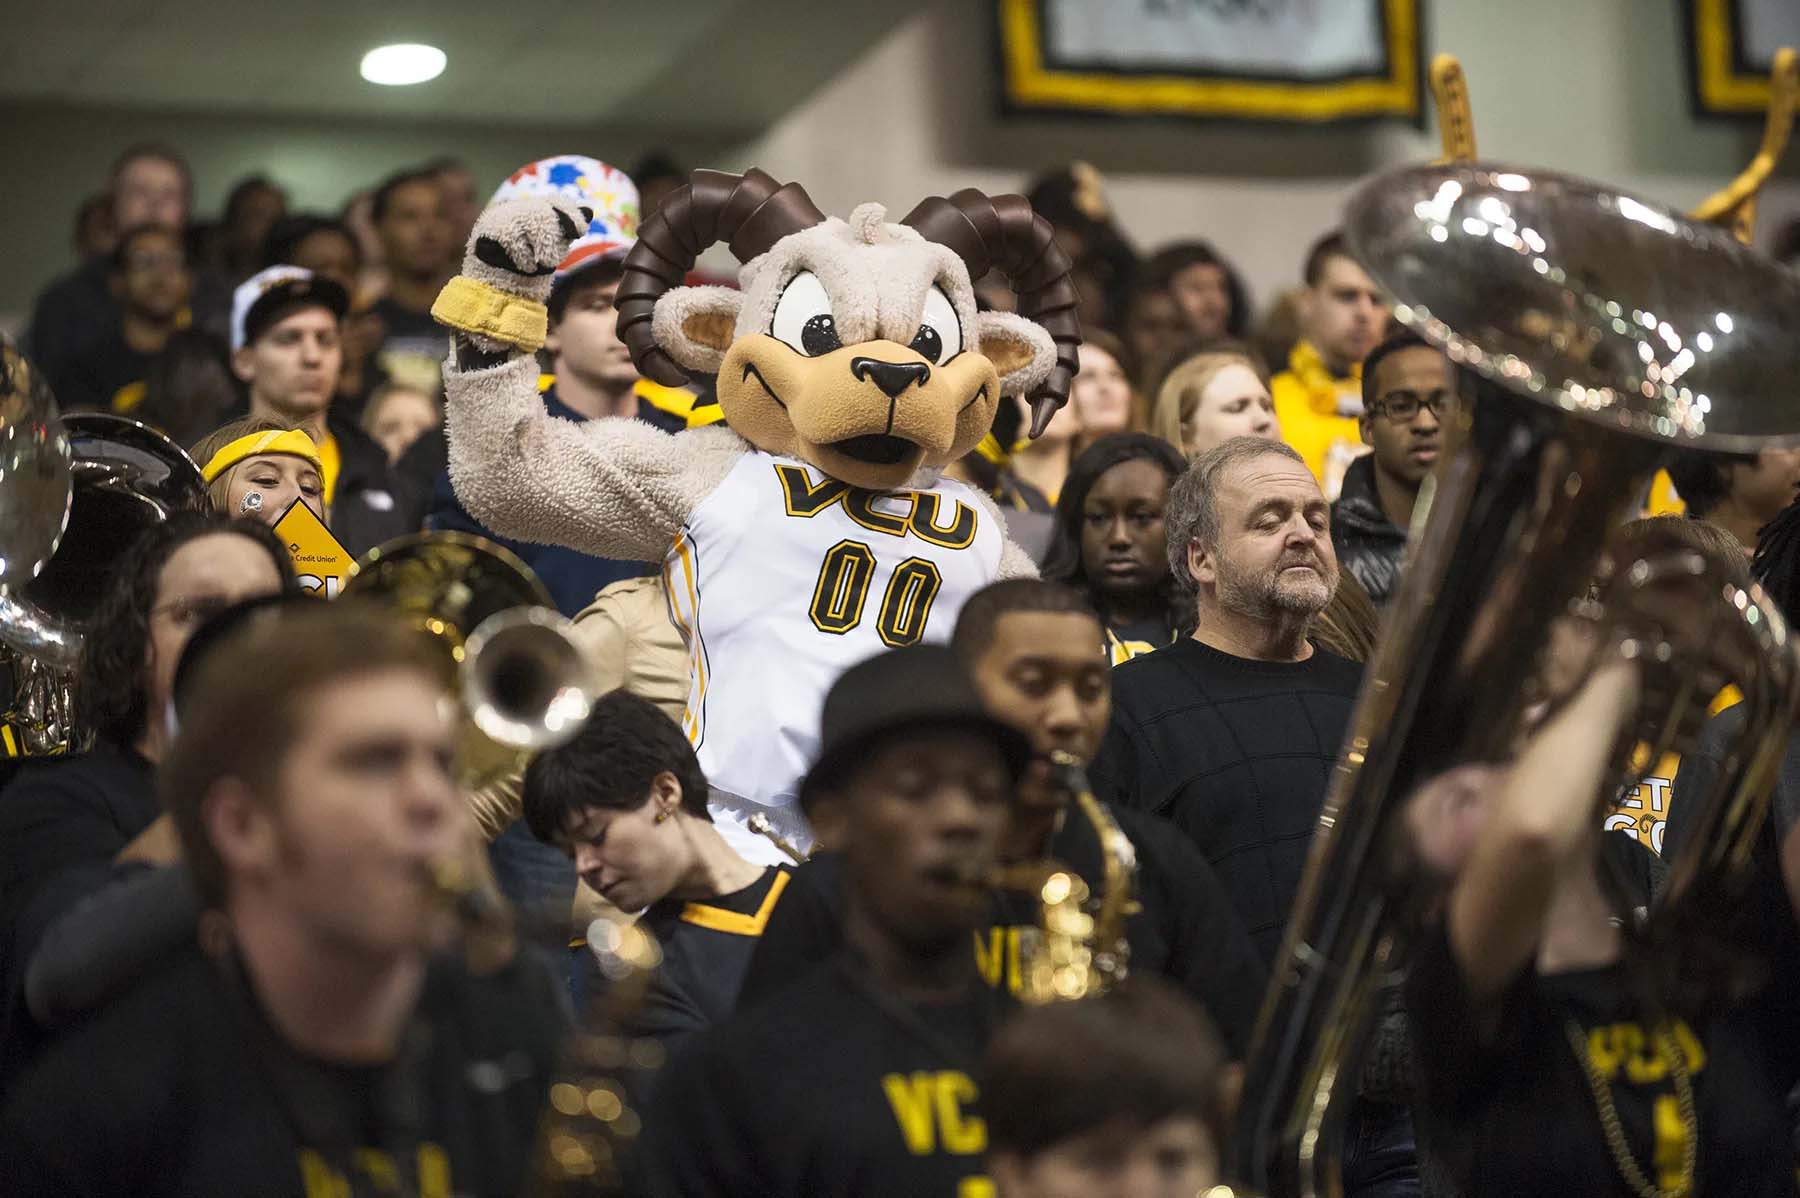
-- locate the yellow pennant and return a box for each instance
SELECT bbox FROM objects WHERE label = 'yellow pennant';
[274,500,354,599]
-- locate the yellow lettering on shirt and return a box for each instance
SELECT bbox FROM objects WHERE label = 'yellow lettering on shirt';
[297,1144,453,1198]
[884,1072,939,1155]
[973,928,1005,988]
[882,1071,987,1158]
[970,925,1038,996]
[934,1072,986,1154]
[1575,1018,1707,1198]
[1653,1093,1687,1194]
[958,1176,998,1197]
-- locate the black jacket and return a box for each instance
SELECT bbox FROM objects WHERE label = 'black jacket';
[0,740,157,1084]
[324,411,418,558]
[1330,454,1407,608]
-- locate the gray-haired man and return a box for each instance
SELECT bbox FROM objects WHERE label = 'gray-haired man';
[1089,435,1423,1198]
[1088,434,1356,961]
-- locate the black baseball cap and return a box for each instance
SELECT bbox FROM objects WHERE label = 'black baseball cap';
[798,644,1034,812]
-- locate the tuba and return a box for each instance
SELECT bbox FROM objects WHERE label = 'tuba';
[1234,163,1800,1196]
[341,532,602,787]
[0,400,206,756]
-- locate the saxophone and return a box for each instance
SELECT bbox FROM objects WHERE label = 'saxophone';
[528,916,664,1195]
[991,750,1139,1003]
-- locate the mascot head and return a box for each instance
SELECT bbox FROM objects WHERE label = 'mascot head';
[617,170,1081,490]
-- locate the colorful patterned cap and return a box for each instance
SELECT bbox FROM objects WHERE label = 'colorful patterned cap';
[491,156,640,281]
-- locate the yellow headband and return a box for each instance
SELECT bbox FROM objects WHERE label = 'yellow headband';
[201,429,323,483]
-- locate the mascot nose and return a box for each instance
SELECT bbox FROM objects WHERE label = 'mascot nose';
[851,357,931,399]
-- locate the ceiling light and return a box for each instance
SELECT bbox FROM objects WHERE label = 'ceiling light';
[361,44,446,86]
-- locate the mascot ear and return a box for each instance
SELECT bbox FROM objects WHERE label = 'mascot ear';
[651,285,744,375]
[976,310,1057,397]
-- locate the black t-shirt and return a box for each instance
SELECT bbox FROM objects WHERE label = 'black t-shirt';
[0,941,566,1196]
[53,330,152,413]
[0,741,157,1082]
[372,297,450,395]
[1406,922,1797,1198]
[639,957,1004,1197]
[622,865,790,1051]
[734,806,1267,1056]
[1089,637,1362,962]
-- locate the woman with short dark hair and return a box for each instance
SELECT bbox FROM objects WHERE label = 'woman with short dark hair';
[522,689,774,1046]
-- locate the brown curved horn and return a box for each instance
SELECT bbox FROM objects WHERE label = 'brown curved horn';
[617,169,827,385]
[900,188,1082,437]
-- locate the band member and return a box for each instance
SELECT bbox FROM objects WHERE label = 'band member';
[1404,654,1798,1198]
[738,580,1267,1057]
[984,978,1233,1198]
[522,689,778,1045]
[0,603,565,1196]
[0,512,293,1085]
[637,645,1030,1197]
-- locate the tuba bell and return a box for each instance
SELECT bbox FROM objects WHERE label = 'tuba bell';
[0,397,206,756]
[1234,162,1800,1197]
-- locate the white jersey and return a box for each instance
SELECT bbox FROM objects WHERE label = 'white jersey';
[662,450,1003,862]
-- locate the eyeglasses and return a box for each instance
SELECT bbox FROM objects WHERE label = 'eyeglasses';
[1370,390,1452,422]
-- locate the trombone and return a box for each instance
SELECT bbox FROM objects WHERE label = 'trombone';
[341,531,602,788]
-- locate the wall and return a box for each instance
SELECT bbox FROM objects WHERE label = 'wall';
[726,0,1800,308]
[0,103,735,328]
[6,0,1796,330]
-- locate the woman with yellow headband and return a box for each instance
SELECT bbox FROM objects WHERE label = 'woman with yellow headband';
[189,416,326,526]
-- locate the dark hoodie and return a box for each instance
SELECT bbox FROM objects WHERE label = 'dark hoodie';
[1330,453,1408,608]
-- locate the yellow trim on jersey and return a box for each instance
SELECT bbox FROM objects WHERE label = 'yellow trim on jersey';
[1,724,18,757]
[665,530,710,746]
[998,0,1421,122]
[679,870,790,936]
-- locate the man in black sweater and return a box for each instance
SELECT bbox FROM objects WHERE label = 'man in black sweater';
[1090,435,1360,962]
[1089,436,1425,1198]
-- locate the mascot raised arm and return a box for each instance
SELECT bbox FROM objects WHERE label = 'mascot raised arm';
[432,169,1080,861]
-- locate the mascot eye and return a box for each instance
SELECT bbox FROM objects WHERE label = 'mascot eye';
[909,286,962,365]
[771,271,841,356]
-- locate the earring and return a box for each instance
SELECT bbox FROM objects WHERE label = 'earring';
[654,809,670,824]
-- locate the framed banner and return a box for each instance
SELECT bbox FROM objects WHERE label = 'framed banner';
[996,0,1423,124]
[1686,0,1800,115]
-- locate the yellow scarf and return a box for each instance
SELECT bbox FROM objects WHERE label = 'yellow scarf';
[1288,339,1363,417]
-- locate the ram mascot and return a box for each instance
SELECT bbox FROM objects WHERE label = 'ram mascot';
[432,170,1080,861]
